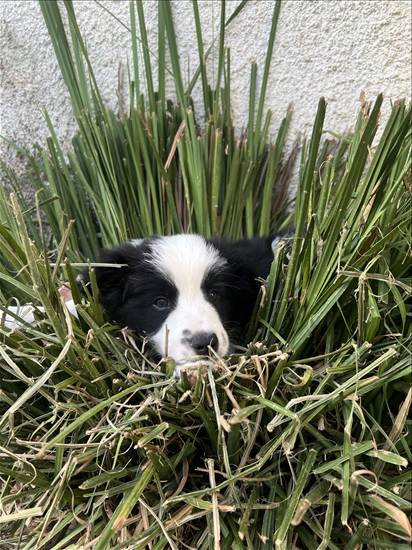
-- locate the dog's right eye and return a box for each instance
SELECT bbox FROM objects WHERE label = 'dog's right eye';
[153,297,169,309]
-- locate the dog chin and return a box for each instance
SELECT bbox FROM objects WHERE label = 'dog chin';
[173,357,216,384]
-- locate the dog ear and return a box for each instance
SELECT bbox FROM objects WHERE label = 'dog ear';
[76,244,136,296]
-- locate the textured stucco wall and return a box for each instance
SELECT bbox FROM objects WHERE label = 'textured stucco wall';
[1,0,411,176]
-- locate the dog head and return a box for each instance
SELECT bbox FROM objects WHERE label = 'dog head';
[78,234,272,372]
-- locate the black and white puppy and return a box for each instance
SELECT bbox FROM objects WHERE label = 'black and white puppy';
[78,234,277,377]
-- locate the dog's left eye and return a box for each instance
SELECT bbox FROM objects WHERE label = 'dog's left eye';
[153,297,169,309]
[208,290,219,302]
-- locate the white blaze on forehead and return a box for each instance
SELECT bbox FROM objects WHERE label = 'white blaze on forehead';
[149,234,226,290]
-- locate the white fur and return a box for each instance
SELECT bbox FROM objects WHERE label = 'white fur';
[145,235,229,369]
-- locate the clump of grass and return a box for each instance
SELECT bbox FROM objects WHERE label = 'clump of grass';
[1,97,411,549]
[1,1,411,549]
[1,0,291,263]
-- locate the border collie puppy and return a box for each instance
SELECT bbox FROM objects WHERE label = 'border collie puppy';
[2,234,283,379]
[78,234,277,377]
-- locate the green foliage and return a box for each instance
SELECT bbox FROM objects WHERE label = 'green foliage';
[2,0,291,262]
[1,1,411,549]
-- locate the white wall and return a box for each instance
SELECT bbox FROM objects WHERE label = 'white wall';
[1,0,411,175]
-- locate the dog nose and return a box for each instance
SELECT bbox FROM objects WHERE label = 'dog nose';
[189,332,219,355]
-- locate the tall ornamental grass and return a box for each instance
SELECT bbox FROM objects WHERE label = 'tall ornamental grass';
[1,0,292,264]
[0,1,411,549]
